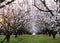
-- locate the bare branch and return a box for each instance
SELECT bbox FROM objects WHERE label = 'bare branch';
[34,4,51,12]
[34,0,54,16]
[0,5,5,8]
[40,0,54,16]
[0,0,15,8]
[6,0,14,5]
[0,0,5,3]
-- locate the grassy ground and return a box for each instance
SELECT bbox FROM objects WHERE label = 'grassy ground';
[0,34,60,43]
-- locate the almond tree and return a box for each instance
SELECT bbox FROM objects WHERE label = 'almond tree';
[0,0,60,39]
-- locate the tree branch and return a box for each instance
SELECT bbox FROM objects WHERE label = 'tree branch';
[0,0,5,3]
[34,0,54,16]
[6,0,14,5]
[40,0,54,16]
[0,0,15,8]
[34,4,51,12]
[0,5,5,8]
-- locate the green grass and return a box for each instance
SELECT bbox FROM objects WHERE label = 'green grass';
[0,34,60,43]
